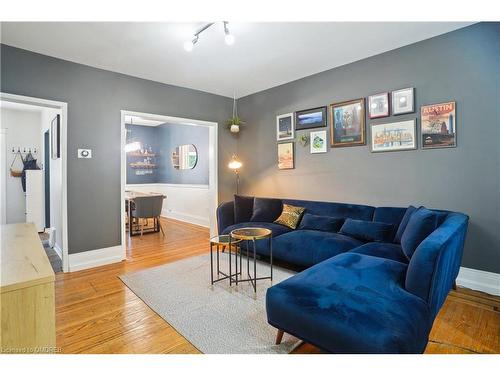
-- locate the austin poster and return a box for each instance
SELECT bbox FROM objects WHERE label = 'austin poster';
[421,101,456,149]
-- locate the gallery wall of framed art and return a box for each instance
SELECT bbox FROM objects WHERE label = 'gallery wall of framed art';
[273,84,457,170]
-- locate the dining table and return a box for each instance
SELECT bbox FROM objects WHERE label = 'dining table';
[125,190,166,236]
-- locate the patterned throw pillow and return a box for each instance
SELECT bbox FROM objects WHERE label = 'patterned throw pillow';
[274,204,306,229]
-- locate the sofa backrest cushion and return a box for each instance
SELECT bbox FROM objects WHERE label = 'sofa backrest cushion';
[373,207,407,227]
[250,197,283,222]
[339,219,395,243]
[393,206,416,243]
[234,195,254,223]
[282,198,374,221]
[298,213,344,232]
[400,207,441,259]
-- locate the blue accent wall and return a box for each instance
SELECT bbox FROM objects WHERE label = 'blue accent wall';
[126,123,209,185]
[126,124,160,184]
[157,123,209,185]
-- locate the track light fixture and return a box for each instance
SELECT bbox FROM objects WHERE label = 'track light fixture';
[224,21,235,45]
[183,21,235,52]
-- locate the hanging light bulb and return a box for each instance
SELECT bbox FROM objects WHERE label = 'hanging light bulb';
[183,40,194,52]
[183,36,198,52]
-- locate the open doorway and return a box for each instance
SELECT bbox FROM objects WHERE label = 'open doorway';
[0,92,69,272]
[120,110,218,258]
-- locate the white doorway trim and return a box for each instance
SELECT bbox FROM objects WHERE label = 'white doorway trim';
[120,110,218,259]
[0,128,6,224]
[0,92,69,272]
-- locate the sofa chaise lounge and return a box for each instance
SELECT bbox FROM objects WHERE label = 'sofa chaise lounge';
[216,195,469,353]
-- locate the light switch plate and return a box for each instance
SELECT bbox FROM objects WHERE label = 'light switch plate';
[78,149,92,158]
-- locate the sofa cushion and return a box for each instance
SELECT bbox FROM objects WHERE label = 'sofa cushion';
[272,230,363,268]
[283,199,375,220]
[394,206,416,243]
[339,219,395,243]
[298,213,344,232]
[234,195,254,223]
[349,242,408,264]
[274,204,306,229]
[373,207,407,226]
[400,207,440,259]
[266,253,430,353]
[250,197,283,222]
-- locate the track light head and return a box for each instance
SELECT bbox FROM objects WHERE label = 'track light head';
[224,21,235,45]
[183,36,198,52]
[183,22,234,51]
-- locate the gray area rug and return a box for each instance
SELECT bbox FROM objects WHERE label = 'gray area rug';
[119,253,301,354]
[42,240,62,273]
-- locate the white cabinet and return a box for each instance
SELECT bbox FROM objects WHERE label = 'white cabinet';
[25,170,44,232]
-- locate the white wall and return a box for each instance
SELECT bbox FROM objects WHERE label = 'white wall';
[125,183,210,227]
[40,108,63,250]
[0,108,42,224]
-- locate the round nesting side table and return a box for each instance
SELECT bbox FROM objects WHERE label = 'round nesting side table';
[230,227,273,293]
[209,235,242,285]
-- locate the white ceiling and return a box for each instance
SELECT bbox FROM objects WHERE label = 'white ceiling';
[1,22,473,98]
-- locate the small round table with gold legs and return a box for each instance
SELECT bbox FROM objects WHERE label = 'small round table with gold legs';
[230,227,273,293]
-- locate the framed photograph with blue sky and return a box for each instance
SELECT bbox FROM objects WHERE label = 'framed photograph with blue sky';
[295,106,327,130]
[276,113,294,141]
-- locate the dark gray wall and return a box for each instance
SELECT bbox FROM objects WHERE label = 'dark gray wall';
[238,23,500,273]
[157,123,209,185]
[1,44,236,254]
[125,124,160,184]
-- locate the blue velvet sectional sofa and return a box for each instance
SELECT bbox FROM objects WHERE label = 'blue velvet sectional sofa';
[217,196,469,353]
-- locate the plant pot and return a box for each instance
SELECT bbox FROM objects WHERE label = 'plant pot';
[230,124,240,133]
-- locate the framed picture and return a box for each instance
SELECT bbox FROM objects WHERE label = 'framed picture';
[392,87,415,115]
[277,142,294,170]
[51,114,60,159]
[370,119,417,153]
[295,107,327,130]
[330,98,365,147]
[368,92,389,119]
[310,130,327,153]
[421,101,456,149]
[276,113,294,141]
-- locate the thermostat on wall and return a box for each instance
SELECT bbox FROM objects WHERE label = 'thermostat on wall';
[78,149,92,158]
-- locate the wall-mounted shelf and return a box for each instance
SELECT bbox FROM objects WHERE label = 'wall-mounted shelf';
[128,152,156,157]
[129,162,157,169]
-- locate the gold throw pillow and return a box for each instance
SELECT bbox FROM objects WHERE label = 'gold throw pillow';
[274,204,306,229]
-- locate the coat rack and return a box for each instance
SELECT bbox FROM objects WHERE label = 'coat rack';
[11,146,38,155]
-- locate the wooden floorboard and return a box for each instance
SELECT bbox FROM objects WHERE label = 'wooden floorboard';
[55,218,500,354]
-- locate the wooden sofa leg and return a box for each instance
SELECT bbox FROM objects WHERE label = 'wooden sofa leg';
[452,281,457,290]
[275,329,284,345]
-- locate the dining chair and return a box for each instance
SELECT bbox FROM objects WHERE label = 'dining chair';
[131,195,166,237]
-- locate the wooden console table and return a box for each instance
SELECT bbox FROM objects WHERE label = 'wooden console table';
[0,223,56,353]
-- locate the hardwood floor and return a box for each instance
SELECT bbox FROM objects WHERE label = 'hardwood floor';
[55,218,500,354]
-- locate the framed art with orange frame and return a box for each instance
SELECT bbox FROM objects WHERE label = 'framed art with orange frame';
[330,98,366,147]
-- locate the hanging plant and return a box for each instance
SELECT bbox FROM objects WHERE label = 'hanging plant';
[227,94,245,134]
[299,134,309,147]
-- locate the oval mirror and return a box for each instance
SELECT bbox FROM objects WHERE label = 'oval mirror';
[172,144,198,170]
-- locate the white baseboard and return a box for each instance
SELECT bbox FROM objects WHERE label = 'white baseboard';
[68,245,124,272]
[456,267,500,296]
[161,209,209,228]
